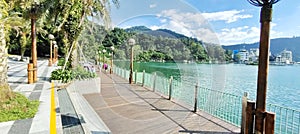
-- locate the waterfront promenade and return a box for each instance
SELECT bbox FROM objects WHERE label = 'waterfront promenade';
[1,59,240,133]
[83,71,240,133]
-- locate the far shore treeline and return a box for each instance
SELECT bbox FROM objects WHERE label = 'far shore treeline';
[103,26,233,63]
[79,25,233,63]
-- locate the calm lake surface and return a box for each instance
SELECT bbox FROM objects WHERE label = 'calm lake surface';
[115,61,300,111]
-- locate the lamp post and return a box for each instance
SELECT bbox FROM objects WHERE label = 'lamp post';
[128,38,135,84]
[52,41,57,63]
[247,0,280,133]
[54,43,58,63]
[48,34,54,66]
[102,49,106,63]
[98,50,102,63]
[110,46,115,74]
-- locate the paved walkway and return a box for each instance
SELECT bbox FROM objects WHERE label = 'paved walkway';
[2,59,241,133]
[84,71,240,134]
[0,59,62,134]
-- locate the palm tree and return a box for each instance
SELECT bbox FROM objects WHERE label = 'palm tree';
[0,0,23,100]
[44,0,119,69]
[1,0,119,99]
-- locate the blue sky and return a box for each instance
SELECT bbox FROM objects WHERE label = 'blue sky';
[109,0,300,45]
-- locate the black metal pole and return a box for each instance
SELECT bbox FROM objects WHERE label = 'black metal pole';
[129,45,133,84]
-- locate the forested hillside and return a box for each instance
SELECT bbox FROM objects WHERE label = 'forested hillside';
[78,24,231,63]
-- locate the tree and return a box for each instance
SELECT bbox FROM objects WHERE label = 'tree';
[0,0,23,100]
[224,49,233,62]
[47,0,120,69]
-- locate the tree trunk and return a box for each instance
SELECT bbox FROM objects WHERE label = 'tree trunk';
[71,42,78,69]
[0,24,12,100]
[20,32,27,61]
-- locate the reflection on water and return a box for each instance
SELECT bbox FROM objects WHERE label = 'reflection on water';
[114,61,300,111]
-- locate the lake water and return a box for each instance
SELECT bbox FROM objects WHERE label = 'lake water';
[115,61,300,111]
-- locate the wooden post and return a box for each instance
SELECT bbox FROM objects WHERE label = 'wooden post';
[27,63,33,84]
[246,101,255,134]
[168,76,173,100]
[153,72,156,92]
[135,70,137,84]
[142,70,145,87]
[255,5,272,134]
[265,112,275,134]
[241,92,248,134]
[193,83,198,113]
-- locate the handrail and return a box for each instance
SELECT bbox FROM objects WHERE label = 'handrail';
[113,66,300,134]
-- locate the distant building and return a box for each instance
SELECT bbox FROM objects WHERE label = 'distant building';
[249,48,259,62]
[276,49,293,64]
[238,49,249,63]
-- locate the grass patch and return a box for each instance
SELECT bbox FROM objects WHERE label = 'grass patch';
[0,92,40,122]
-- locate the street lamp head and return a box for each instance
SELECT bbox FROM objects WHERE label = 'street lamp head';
[128,38,136,46]
[30,2,39,18]
[52,41,57,45]
[48,34,54,40]
[247,0,280,7]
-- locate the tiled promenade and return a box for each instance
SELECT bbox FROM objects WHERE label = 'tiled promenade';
[1,59,62,134]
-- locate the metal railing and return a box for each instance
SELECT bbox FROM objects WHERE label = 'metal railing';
[267,104,300,134]
[112,66,300,134]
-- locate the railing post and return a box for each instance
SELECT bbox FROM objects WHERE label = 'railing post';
[153,72,156,92]
[135,70,137,84]
[241,92,248,134]
[265,112,275,134]
[245,101,255,134]
[193,82,198,113]
[168,76,173,100]
[142,70,145,87]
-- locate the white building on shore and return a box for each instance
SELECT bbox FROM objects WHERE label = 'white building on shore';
[275,49,293,64]
[249,48,259,62]
[238,49,249,63]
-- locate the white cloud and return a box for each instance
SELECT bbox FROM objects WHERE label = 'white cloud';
[149,25,160,30]
[160,19,167,23]
[217,26,260,45]
[154,9,282,45]
[202,10,252,23]
[217,23,282,45]
[149,4,157,8]
[156,9,220,44]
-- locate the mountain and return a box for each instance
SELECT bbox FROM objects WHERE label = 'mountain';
[125,26,187,39]
[125,26,152,33]
[222,37,300,62]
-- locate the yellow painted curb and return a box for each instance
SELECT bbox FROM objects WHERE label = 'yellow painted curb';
[50,82,56,134]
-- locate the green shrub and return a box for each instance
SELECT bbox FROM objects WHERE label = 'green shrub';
[50,69,74,83]
[73,66,97,80]
[57,58,71,68]
[50,66,97,83]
